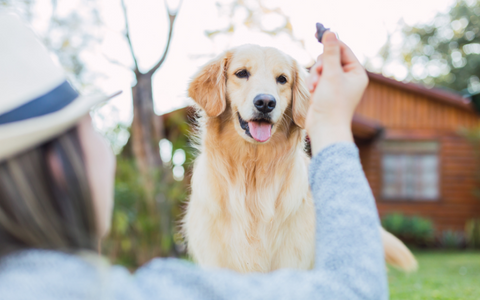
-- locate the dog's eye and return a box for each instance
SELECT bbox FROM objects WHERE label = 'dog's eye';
[277,75,287,84]
[235,69,249,79]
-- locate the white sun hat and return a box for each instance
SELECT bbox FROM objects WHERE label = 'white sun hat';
[0,11,120,161]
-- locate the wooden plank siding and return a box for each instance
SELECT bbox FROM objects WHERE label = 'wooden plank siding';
[356,77,480,232]
[356,81,479,130]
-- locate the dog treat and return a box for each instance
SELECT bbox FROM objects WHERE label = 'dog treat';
[316,22,330,43]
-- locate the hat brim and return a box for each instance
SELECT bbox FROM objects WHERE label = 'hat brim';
[0,91,121,161]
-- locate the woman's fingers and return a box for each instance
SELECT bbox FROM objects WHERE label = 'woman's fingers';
[307,75,318,93]
[337,39,368,85]
[315,58,323,73]
[321,32,342,74]
[338,40,363,73]
[307,35,364,93]
[307,58,323,92]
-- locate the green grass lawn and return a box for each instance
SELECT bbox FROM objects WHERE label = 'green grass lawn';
[388,251,480,300]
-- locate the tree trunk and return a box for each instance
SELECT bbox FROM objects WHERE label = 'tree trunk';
[131,72,164,194]
[131,72,180,257]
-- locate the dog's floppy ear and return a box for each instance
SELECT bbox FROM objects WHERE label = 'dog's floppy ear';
[291,60,310,128]
[188,51,232,117]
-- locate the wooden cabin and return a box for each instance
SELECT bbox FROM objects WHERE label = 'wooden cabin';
[355,72,480,232]
[162,72,480,232]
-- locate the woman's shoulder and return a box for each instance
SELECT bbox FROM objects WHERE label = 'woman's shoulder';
[0,249,135,299]
[0,249,209,300]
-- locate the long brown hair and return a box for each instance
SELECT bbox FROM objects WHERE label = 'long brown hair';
[0,126,98,258]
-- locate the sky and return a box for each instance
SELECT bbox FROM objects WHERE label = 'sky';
[23,0,458,125]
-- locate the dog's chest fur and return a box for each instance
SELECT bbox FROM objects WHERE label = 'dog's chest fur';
[184,119,315,272]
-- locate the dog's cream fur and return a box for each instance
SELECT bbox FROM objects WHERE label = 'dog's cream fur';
[183,44,417,273]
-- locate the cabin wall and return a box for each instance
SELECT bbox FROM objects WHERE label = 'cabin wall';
[356,81,480,232]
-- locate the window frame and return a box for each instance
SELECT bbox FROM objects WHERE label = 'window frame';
[379,139,442,202]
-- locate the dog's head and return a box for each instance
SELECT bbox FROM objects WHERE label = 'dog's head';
[188,44,309,143]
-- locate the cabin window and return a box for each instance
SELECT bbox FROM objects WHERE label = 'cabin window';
[381,141,439,201]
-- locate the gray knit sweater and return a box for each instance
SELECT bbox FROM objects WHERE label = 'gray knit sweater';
[0,143,388,300]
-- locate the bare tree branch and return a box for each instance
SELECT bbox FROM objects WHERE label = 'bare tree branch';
[147,0,183,75]
[121,0,140,73]
[164,0,183,15]
[103,53,132,71]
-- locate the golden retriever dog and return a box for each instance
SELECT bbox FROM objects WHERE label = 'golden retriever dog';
[183,44,417,273]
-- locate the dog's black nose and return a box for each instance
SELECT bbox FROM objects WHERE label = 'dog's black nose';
[253,94,276,113]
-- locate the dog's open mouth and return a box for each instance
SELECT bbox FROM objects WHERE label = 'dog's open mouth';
[238,113,273,143]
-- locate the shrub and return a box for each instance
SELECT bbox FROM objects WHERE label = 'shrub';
[466,218,480,248]
[102,156,188,269]
[381,213,407,237]
[382,213,435,246]
[439,230,465,249]
[408,216,436,243]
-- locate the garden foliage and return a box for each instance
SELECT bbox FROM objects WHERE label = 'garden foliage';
[382,213,435,246]
[465,218,480,248]
[439,230,466,249]
[102,157,188,269]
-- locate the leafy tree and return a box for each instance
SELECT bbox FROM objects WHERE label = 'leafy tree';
[378,0,480,93]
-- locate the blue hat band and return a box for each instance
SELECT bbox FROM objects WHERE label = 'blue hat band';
[0,81,79,125]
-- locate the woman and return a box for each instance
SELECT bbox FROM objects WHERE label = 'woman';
[0,12,388,300]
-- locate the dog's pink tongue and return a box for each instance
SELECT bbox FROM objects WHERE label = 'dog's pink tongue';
[248,122,271,142]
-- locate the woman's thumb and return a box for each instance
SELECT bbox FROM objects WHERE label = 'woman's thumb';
[321,32,341,73]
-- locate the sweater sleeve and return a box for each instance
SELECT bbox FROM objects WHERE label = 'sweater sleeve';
[124,142,388,300]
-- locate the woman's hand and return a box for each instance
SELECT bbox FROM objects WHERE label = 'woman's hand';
[305,32,368,156]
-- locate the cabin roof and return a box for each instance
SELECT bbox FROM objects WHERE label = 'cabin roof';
[367,72,474,112]
[352,114,383,140]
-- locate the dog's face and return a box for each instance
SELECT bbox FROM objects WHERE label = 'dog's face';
[188,44,309,144]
